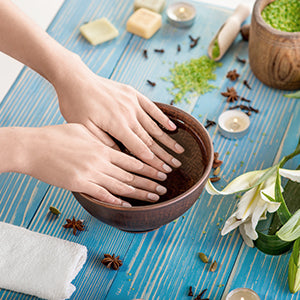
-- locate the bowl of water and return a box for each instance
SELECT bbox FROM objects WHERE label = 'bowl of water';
[73,103,214,232]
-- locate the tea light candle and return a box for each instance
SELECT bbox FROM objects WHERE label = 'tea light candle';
[166,2,196,28]
[218,110,250,139]
[225,288,260,300]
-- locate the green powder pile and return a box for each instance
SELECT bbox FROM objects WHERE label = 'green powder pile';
[262,0,300,32]
[212,39,220,59]
[162,55,222,103]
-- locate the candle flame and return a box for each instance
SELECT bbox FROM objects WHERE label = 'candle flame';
[179,7,186,13]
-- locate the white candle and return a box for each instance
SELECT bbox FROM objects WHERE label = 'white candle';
[225,288,260,300]
[218,110,250,139]
[166,2,196,28]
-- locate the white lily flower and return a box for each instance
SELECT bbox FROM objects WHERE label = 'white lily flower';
[205,167,300,247]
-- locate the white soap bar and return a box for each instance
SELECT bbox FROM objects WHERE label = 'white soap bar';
[134,0,166,13]
[80,18,119,46]
[126,8,162,39]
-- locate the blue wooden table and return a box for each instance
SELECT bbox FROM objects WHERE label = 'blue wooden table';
[0,0,299,299]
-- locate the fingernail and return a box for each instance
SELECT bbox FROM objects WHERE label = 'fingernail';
[163,164,172,173]
[148,193,159,201]
[121,202,132,207]
[156,185,167,195]
[175,143,185,153]
[157,171,167,180]
[168,120,177,130]
[171,158,182,167]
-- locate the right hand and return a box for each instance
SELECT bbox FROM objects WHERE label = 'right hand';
[21,124,169,207]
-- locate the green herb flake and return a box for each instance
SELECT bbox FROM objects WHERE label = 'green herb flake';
[162,55,222,103]
[262,0,300,32]
[212,39,220,59]
[226,151,230,155]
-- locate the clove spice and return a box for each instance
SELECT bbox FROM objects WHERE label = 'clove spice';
[243,79,252,89]
[147,80,156,87]
[205,119,216,129]
[177,44,181,52]
[241,97,251,103]
[154,49,164,53]
[143,49,148,59]
[188,286,194,296]
[236,56,246,64]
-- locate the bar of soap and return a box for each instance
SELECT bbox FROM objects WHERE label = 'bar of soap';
[79,18,119,46]
[126,8,162,39]
[134,0,166,13]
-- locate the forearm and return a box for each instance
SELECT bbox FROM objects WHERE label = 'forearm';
[0,127,28,173]
[0,0,77,85]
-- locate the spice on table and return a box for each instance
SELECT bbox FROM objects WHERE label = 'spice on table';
[246,111,252,116]
[229,105,240,110]
[205,119,216,129]
[261,0,300,32]
[188,286,194,296]
[226,69,240,81]
[63,217,84,235]
[147,79,156,87]
[243,79,252,89]
[236,56,246,64]
[249,106,259,113]
[241,97,251,103]
[213,152,223,169]
[49,206,61,215]
[143,49,148,59]
[190,36,200,48]
[162,55,221,103]
[154,48,165,53]
[213,166,221,176]
[194,288,208,300]
[170,100,174,105]
[209,260,218,272]
[177,44,181,52]
[210,177,221,182]
[221,87,239,102]
[101,254,123,270]
[199,252,209,263]
[240,24,250,41]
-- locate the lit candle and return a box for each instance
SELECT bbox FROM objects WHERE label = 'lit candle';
[166,2,196,28]
[218,110,250,139]
[225,288,260,300]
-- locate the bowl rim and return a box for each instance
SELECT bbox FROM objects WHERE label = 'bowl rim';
[254,0,300,38]
[76,102,214,211]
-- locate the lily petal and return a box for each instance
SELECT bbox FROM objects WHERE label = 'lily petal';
[239,224,255,247]
[221,212,245,235]
[206,170,266,195]
[243,220,258,240]
[279,169,300,183]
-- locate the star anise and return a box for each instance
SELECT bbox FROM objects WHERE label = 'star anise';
[226,69,240,81]
[101,254,123,270]
[63,217,84,235]
[221,87,239,102]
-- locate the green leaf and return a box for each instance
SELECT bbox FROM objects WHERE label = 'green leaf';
[275,170,292,224]
[254,231,293,255]
[277,209,300,242]
[284,91,300,98]
[289,238,300,293]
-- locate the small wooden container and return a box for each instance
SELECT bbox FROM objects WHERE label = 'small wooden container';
[249,0,300,90]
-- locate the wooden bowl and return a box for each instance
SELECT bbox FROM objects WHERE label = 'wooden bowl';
[73,103,214,232]
[249,0,300,90]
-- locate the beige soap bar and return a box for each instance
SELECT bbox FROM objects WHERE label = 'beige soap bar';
[80,18,119,46]
[134,0,166,13]
[126,8,162,39]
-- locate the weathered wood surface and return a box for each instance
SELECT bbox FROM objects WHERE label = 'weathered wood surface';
[0,0,299,299]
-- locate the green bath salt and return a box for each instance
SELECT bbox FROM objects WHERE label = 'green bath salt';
[262,0,300,32]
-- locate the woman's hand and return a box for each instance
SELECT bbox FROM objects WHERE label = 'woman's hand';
[5,124,169,207]
[54,56,184,172]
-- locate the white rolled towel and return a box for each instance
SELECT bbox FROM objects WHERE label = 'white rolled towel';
[0,221,87,300]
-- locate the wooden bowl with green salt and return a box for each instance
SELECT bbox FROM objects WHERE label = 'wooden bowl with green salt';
[249,0,300,90]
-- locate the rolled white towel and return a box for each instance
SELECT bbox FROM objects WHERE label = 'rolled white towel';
[0,221,87,300]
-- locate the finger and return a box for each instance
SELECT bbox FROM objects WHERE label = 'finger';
[103,162,167,195]
[116,127,173,174]
[137,92,177,131]
[138,112,184,154]
[93,173,160,203]
[85,120,119,150]
[131,122,181,169]
[82,182,132,207]
[109,148,167,181]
